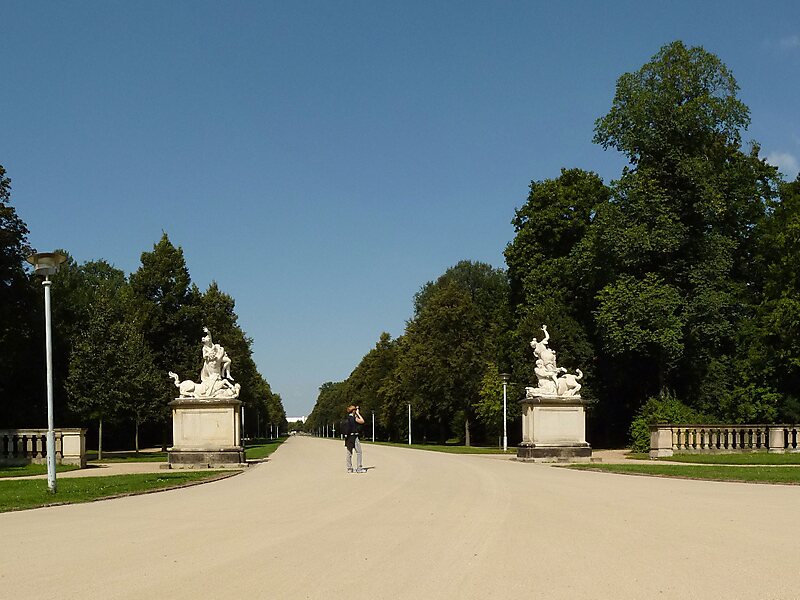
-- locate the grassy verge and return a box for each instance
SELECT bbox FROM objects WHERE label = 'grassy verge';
[367,440,513,454]
[656,452,800,465]
[87,451,168,463]
[0,464,81,478]
[566,463,800,484]
[0,471,237,513]
[245,436,286,460]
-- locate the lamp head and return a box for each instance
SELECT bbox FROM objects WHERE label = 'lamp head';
[26,252,67,277]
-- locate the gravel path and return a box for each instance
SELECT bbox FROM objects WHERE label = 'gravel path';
[3,436,799,599]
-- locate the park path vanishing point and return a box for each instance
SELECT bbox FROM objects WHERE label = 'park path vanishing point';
[2,436,799,600]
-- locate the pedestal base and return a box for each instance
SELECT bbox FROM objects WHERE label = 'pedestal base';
[168,397,245,468]
[166,449,246,468]
[518,394,592,462]
[516,443,592,462]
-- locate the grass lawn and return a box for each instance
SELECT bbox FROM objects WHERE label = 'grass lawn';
[0,471,237,513]
[367,440,514,454]
[86,450,168,463]
[244,437,286,460]
[0,464,81,478]
[626,452,800,465]
[566,463,800,484]
[659,452,800,465]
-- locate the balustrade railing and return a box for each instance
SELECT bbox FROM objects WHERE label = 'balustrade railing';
[650,424,799,458]
[0,429,87,467]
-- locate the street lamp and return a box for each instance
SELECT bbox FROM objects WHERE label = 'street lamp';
[26,251,67,494]
[407,402,412,446]
[500,373,511,452]
[371,411,375,443]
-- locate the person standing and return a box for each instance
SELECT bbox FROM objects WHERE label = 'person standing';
[344,405,365,473]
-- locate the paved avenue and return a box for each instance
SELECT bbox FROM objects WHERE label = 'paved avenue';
[3,436,799,599]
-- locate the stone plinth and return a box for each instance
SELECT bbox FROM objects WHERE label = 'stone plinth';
[517,395,591,462]
[168,397,245,468]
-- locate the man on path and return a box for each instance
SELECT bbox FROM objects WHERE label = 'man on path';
[344,405,365,473]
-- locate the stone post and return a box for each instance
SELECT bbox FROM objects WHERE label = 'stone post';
[768,426,786,454]
[649,425,674,459]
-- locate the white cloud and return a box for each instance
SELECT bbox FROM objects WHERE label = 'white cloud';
[779,35,800,49]
[766,151,800,180]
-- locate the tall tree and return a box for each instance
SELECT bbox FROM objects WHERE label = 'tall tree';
[504,168,608,391]
[591,41,778,422]
[0,165,40,427]
[129,234,202,444]
[66,276,160,456]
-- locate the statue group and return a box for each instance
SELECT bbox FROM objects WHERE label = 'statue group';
[168,327,241,399]
[526,325,582,398]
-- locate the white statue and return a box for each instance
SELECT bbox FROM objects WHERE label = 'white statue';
[526,325,583,398]
[168,327,241,399]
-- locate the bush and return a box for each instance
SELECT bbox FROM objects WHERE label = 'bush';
[628,393,714,452]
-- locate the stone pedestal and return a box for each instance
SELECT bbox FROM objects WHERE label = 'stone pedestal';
[168,398,246,468]
[517,395,591,462]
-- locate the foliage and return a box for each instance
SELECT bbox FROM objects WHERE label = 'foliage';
[0,164,38,427]
[628,393,714,452]
[129,234,203,430]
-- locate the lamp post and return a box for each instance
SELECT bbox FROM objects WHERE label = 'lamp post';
[372,411,375,443]
[500,373,511,452]
[407,402,412,446]
[26,251,67,494]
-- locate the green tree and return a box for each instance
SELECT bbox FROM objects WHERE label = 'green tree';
[66,281,160,456]
[591,41,778,425]
[129,234,202,445]
[504,169,607,400]
[752,176,800,421]
[0,164,38,427]
[393,282,486,444]
[345,332,399,440]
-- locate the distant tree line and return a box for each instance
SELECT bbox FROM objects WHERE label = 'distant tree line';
[0,178,285,454]
[306,41,800,449]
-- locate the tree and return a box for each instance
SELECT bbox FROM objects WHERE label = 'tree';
[129,234,202,446]
[393,282,486,444]
[345,332,399,440]
[0,164,38,427]
[504,169,607,400]
[590,41,778,425]
[752,176,800,421]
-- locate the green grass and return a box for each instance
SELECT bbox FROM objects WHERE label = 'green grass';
[566,463,800,484]
[244,437,286,460]
[656,452,800,465]
[0,471,237,512]
[0,463,81,478]
[86,451,168,463]
[367,440,513,454]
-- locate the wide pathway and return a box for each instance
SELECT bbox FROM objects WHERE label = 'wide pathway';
[3,436,799,599]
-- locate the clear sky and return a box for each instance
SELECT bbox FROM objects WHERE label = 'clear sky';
[3,1,799,416]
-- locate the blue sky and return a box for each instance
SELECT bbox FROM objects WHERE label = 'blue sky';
[3,1,799,416]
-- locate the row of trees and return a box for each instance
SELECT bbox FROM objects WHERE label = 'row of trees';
[0,174,285,452]
[307,41,800,448]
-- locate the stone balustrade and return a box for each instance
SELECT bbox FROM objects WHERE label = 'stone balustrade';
[0,429,87,467]
[649,424,799,458]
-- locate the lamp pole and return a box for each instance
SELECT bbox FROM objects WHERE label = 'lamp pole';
[26,252,67,494]
[500,373,511,452]
[407,402,411,446]
[372,411,375,443]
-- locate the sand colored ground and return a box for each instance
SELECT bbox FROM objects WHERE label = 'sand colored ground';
[2,436,799,599]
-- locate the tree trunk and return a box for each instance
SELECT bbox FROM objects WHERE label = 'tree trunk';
[98,417,103,461]
[135,416,140,454]
[465,415,471,447]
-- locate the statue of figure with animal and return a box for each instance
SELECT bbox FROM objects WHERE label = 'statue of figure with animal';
[527,325,582,398]
[168,327,241,399]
